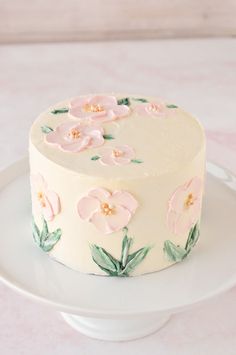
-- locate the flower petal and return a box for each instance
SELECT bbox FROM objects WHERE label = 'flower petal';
[111,104,130,118]
[45,130,66,145]
[82,125,104,135]
[84,126,104,148]
[187,177,203,196]
[60,136,91,152]
[69,106,92,119]
[46,122,77,145]
[168,186,187,213]
[69,95,129,122]
[110,191,138,214]
[69,106,106,120]
[113,157,131,165]
[115,145,135,159]
[135,104,148,115]
[77,196,100,220]
[57,121,84,136]
[42,196,54,221]
[135,102,166,117]
[89,95,117,106]
[46,190,61,215]
[106,205,131,233]
[189,199,201,223]
[88,188,111,202]
[100,153,116,166]
[89,134,105,149]
[99,145,135,166]
[70,96,91,108]
[167,177,203,236]
[90,212,114,234]
[90,108,116,123]
[175,212,194,236]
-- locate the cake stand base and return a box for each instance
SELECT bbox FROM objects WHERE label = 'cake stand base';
[61,312,170,341]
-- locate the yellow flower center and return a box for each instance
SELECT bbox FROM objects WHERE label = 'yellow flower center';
[184,193,195,209]
[100,202,115,216]
[68,128,81,139]
[83,103,104,113]
[37,191,46,207]
[112,149,124,158]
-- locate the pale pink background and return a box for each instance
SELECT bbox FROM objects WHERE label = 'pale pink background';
[0,38,236,354]
[1,0,236,43]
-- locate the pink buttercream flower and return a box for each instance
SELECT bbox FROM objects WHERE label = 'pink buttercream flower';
[31,174,61,221]
[135,101,166,117]
[167,177,203,236]
[77,188,138,234]
[69,95,130,123]
[99,145,135,166]
[45,121,104,153]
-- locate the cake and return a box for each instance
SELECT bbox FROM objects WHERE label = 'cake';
[29,94,205,277]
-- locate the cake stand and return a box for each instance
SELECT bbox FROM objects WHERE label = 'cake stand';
[0,158,236,341]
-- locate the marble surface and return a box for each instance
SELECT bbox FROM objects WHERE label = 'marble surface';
[0,38,236,354]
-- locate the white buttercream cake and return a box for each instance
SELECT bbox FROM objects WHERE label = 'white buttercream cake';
[29,94,205,277]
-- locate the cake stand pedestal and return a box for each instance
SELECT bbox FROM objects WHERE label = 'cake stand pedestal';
[61,313,170,341]
[0,158,236,341]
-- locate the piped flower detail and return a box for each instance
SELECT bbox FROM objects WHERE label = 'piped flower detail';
[77,188,138,234]
[135,101,167,117]
[167,177,203,236]
[31,174,61,221]
[134,97,178,117]
[45,121,105,153]
[69,95,130,123]
[91,145,143,166]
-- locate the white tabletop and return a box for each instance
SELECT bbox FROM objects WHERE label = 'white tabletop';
[1,38,236,354]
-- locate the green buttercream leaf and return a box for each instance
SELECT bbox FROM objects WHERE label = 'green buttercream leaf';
[163,240,187,262]
[31,216,61,252]
[90,245,121,273]
[121,246,151,275]
[121,234,132,268]
[32,220,41,247]
[166,104,178,108]
[131,159,143,164]
[117,97,130,106]
[91,155,100,161]
[185,223,200,252]
[132,98,148,103]
[103,134,114,140]
[42,229,62,252]
[90,228,151,277]
[41,218,49,242]
[51,108,69,114]
[41,125,53,134]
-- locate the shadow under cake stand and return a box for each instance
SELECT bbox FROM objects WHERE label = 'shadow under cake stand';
[0,158,236,341]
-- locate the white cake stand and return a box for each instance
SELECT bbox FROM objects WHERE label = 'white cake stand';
[0,158,236,341]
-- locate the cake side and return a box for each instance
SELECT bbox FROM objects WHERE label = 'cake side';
[29,94,206,276]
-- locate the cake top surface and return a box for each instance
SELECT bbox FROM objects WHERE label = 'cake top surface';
[30,94,205,179]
